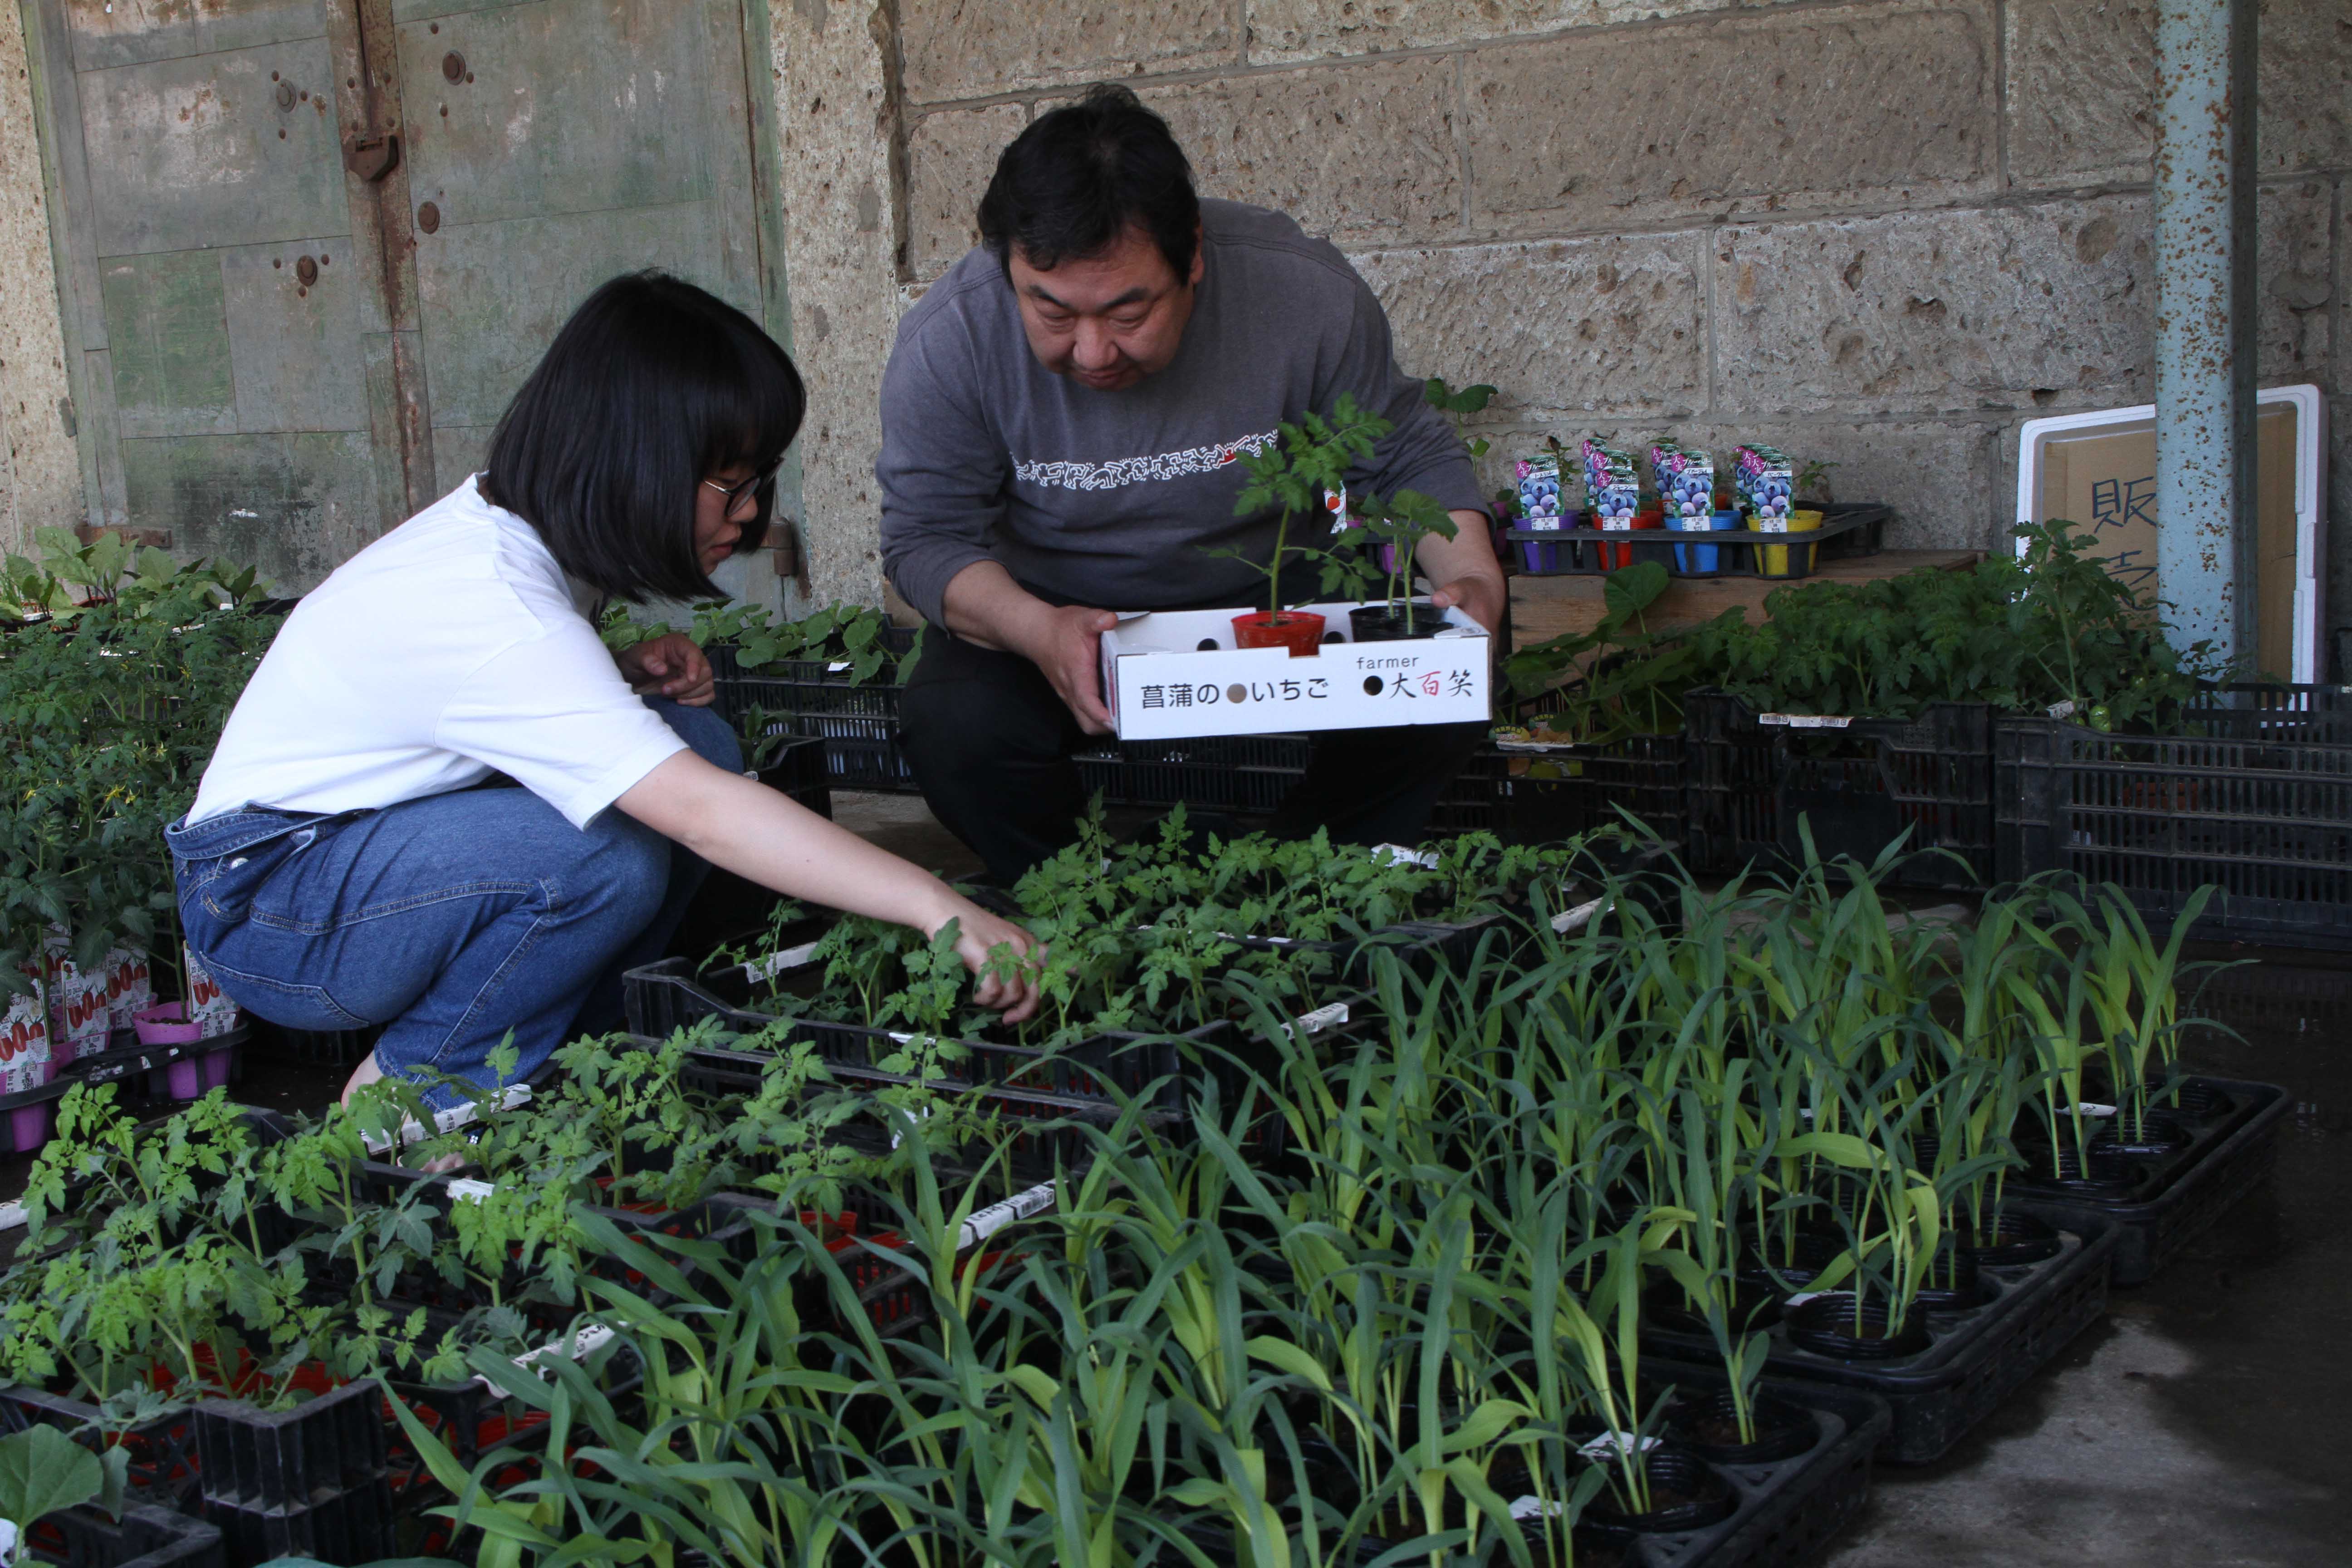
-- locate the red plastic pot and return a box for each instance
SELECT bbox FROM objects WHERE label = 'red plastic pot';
[1231,611,1327,657]
[1595,509,1664,571]
[132,1001,203,1047]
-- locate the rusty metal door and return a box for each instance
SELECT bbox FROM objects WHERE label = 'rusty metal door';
[24,0,790,592]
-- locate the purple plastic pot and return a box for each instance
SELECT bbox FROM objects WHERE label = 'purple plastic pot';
[7,1101,53,1154]
[201,1046,233,1091]
[133,1001,204,1047]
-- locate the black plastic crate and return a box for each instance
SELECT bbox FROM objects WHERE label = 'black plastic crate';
[250,1020,382,1070]
[752,733,832,820]
[1642,1219,2118,1465]
[1427,745,1502,837]
[1075,733,1313,813]
[1996,686,2352,948]
[200,1475,396,1567]
[19,1503,222,1568]
[1684,691,1993,888]
[2009,1075,2289,1287]
[1496,732,1687,845]
[710,638,921,793]
[0,1386,202,1507]
[194,1377,389,1514]
[1505,502,1890,581]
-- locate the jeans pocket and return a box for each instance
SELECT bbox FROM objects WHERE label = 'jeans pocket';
[191,956,372,1033]
[194,823,333,926]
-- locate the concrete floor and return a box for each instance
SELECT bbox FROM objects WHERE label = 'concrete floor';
[3,793,2345,1565]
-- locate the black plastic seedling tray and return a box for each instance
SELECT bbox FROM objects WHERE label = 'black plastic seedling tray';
[1642,1219,2118,1465]
[2009,1075,2289,1287]
[623,954,1204,1115]
[1607,1373,1891,1568]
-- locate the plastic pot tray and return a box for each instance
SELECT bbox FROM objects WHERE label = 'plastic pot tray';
[1642,1218,2118,1465]
[2008,1075,2289,1288]
[1601,1372,1890,1568]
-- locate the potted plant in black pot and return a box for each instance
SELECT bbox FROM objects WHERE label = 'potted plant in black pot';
[1341,486,1458,643]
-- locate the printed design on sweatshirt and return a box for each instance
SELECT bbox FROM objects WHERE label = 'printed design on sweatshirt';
[1011,430,1278,491]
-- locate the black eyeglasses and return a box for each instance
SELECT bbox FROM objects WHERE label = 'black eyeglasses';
[702,467,778,512]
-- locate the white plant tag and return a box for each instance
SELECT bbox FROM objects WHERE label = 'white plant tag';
[1760,713,1853,729]
[1371,843,1440,869]
[1,1518,17,1567]
[1550,895,1608,935]
[363,1084,533,1155]
[2047,699,2077,720]
[1507,1495,1565,1522]
[447,1178,497,1205]
[1285,1002,1350,1039]
[2075,1102,2117,1117]
[826,660,851,673]
[958,1179,1057,1252]
[741,940,823,985]
[0,1200,24,1233]
[475,1322,616,1398]
[1576,1431,1662,1463]
[1783,1291,1827,1308]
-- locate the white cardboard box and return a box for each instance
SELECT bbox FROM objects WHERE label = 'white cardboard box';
[1099,601,1491,741]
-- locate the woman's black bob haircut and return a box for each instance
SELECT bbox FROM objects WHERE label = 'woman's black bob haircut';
[480,271,804,604]
[976,83,1199,281]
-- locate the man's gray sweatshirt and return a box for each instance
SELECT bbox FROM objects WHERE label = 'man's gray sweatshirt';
[877,200,1488,627]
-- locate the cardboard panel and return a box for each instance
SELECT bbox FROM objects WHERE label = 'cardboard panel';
[1101,602,1491,740]
[2029,401,2303,679]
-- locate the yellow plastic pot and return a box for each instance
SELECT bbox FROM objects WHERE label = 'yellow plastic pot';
[1749,509,1824,578]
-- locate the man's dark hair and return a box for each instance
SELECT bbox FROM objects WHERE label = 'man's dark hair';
[481,271,803,603]
[976,84,1200,280]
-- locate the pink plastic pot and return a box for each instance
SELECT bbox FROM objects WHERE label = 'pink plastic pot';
[133,1001,205,1047]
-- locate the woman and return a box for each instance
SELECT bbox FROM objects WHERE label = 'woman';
[168,272,1036,1109]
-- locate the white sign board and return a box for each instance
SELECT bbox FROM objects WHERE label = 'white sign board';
[1100,601,1492,740]
[2014,384,2327,681]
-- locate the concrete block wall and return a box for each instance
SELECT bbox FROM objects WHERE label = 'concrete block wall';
[776,0,2345,655]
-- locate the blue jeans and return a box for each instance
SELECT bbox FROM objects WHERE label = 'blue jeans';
[166,699,739,1109]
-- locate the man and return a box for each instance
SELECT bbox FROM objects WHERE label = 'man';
[879,85,1503,886]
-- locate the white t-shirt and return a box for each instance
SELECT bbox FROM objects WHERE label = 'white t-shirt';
[188,476,690,830]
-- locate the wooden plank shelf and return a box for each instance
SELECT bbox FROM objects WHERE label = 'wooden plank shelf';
[1508,549,1984,647]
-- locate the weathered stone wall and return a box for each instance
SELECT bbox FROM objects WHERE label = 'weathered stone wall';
[0,0,81,556]
[779,0,2346,652]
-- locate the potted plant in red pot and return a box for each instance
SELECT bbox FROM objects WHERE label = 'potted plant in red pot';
[1208,395,1390,657]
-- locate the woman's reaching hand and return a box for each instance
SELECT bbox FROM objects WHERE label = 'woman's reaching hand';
[940,901,1044,1024]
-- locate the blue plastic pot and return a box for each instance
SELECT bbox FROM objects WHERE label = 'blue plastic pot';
[1671,513,1745,574]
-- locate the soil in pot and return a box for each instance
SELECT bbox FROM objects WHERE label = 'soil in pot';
[2157,1079,2235,1122]
[1643,1278,1782,1336]
[1911,1245,1992,1311]
[2017,1136,2142,1192]
[1735,1227,1848,1298]
[1960,1209,2063,1267]
[1348,603,1452,642]
[1232,610,1326,657]
[1784,1294,1932,1361]
[1667,1387,1818,1465]
[1577,1445,1738,1533]
[2093,1109,2191,1157]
